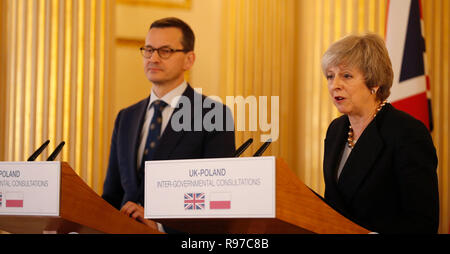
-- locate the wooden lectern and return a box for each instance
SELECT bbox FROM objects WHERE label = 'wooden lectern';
[0,162,160,234]
[154,158,370,234]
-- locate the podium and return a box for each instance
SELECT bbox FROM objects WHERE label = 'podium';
[0,162,161,234]
[153,158,370,234]
[0,158,369,234]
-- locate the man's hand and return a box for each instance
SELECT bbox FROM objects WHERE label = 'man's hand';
[120,201,158,230]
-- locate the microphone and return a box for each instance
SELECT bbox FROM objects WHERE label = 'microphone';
[253,139,272,157]
[27,140,50,161]
[234,138,253,157]
[47,141,65,161]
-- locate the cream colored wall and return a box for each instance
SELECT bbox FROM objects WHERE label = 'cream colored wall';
[0,0,6,161]
[1,0,114,193]
[113,0,223,122]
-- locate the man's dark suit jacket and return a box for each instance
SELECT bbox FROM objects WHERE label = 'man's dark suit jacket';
[323,103,439,233]
[102,85,236,210]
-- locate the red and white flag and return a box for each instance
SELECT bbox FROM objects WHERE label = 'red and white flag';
[385,0,433,130]
[209,192,231,210]
[5,192,24,208]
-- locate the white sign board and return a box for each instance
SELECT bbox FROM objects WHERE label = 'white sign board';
[0,162,60,216]
[144,156,276,219]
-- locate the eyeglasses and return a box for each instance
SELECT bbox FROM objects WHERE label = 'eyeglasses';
[140,46,189,59]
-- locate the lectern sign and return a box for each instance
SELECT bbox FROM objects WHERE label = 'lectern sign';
[144,157,276,219]
[0,162,60,216]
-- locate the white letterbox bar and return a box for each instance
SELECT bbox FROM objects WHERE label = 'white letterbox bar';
[144,156,276,219]
[0,162,61,216]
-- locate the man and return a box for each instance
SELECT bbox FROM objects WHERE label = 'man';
[102,17,236,231]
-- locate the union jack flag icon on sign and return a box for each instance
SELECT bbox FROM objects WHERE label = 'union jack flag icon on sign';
[184,193,205,210]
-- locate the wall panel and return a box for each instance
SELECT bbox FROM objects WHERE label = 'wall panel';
[2,0,113,194]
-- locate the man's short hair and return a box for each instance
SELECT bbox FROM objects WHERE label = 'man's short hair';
[150,17,195,52]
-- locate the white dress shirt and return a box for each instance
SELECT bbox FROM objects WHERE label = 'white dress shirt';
[136,81,188,169]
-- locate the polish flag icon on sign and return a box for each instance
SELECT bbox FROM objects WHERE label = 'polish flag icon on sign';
[6,192,24,208]
[209,192,231,210]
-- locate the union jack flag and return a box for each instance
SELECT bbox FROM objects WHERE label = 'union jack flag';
[386,0,433,131]
[184,193,205,210]
[0,192,2,207]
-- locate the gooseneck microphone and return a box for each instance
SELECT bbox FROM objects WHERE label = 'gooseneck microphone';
[253,139,272,157]
[27,140,50,161]
[234,138,253,157]
[47,141,65,161]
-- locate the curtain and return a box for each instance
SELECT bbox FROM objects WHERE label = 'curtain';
[1,0,113,193]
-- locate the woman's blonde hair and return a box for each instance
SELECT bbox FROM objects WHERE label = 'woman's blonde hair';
[321,33,394,101]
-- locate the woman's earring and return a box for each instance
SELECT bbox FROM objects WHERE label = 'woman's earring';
[371,89,376,94]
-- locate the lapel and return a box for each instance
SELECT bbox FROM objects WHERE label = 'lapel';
[152,84,194,160]
[337,115,384,204]
[126,97,149,175]
[323,116,349,188]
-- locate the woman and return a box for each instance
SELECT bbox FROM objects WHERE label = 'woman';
[321,33,439,233]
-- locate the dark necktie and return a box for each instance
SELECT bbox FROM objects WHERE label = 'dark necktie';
[139,100,168,176]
